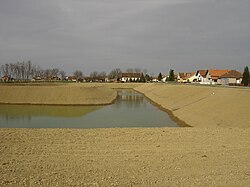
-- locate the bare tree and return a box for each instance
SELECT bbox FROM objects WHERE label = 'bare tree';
[15,62,22,80]
[25,60,32,81]
[0,61,70,82]
[98,71,107,82]
[51,68,59,79]
[109,68,122,79]
[1,64,10,77]
[59,70,66,80]
[44,69,53,79]
[73,70,84,81]
[31,65,43,79]
[90,71,98,80]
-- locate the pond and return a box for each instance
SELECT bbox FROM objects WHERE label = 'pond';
[0,90,178,128]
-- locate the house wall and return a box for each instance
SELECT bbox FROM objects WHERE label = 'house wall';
[219,78,229,85]
[177,78,184,83]
[219,78,242,85]
[236,78,242,84]
[188,75,198,82]
[205,73,213,84]
[197,73,209,84]
[121,77,139,82]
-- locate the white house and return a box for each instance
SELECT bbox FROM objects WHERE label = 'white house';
[206,70,230,85]
[195,70,208,84]
[177,72,196,83]
[218,70,243,85]
[121,73,142,82]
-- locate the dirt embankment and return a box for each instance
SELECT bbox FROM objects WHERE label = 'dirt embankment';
[135,84,250,128]
[0,84,117,105]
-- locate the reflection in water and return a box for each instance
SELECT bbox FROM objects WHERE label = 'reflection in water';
[0,90,178,128]
[3,115,31,124]
[115,90,145,109]
[118,91,143,102]
[0,105,101,118]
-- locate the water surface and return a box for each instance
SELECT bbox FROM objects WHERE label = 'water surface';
[0,90,178,128]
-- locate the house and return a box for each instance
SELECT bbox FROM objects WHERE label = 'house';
[161,75,168,82]
[151,77,159,82]
[196,70,208,84]
[1,75,10,82]
[206,69,230,84]
[121,73,142,82]
[218,70,243,85]
[66,76,77,82]
[31,76,45,82]
[177,72,196,83]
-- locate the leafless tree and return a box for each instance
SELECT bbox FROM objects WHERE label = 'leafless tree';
[51,68,59,79]
[31,65,43,79]
[109,68,122,79]
[0,61,70,82]
[1,64,10,77]
[73,70,84,81]
[59,70,66,80]
[98,71,107,82]
[44,69,53,79]
[25,60,32,80]
[90,71,98,80]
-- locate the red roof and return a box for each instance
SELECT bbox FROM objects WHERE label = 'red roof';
[220,70,243,79]
[178,72,196,79]
[122,73,141,78]
[208,69,230,79]
[196,70,207,77]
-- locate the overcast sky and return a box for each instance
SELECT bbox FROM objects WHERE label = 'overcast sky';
[0,0,249,75]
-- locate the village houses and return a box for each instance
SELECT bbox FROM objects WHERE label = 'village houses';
[177,69,243,86]
[177,72,196,83]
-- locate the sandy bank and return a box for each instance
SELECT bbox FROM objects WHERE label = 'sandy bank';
[135,84,250,128]
[0,84,117,105]
[0,128,249,187]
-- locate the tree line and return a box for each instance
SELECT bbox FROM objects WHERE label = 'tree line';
[0,61,66,81]
[0,61,152,82]
[1,61,249,86]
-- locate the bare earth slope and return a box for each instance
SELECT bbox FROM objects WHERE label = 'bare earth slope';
[135,84,250,128]
[0,84,117,105]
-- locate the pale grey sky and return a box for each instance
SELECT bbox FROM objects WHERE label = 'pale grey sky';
[0,0,249,75]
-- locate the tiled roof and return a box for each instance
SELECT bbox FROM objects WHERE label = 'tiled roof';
[208,70,230,79]
[196,70,207,77]
[178,72,196,79]
[121,73,141,78]
[68,76,76,79]
[220,70,243,79]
